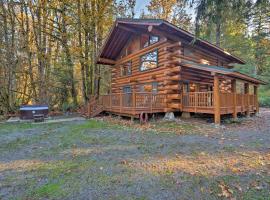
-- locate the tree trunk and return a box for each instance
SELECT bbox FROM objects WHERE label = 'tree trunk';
[215,20,221,47]
[61,3,78,106]
[77,0,88,104]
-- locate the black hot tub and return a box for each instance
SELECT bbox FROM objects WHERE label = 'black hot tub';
[20,105,49,120]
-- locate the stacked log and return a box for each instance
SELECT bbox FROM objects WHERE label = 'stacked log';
[162,42,183,111]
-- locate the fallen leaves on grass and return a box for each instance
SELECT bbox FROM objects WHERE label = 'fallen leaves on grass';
[249,180,264,191]
[218,182,234,198]
[98,116,216,135]
[0,160,45,172]
[127,151,270,177]
[62,145,140,157]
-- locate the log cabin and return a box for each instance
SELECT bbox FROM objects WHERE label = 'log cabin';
[83,18,266,124]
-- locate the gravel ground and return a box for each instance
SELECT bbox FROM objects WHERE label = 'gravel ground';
[0,109,270,200]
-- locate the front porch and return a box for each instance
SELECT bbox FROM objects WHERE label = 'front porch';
[82,63,263,124]
[182,91,258,115]
[88,88,258,124]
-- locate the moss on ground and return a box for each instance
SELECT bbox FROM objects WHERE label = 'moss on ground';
[0,117,269,200]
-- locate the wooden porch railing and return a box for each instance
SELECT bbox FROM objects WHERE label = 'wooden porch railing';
[100,92,167,115]
[183,92,214,108]
[182,91,257,114]
[82,91,258,117]
[220,92,234,109]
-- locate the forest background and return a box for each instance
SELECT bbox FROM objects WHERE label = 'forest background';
[0,0,269,114]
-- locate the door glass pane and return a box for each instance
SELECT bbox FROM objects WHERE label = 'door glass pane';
[152,82,158,94]
[123,86,132,107]
[123,86,132,93]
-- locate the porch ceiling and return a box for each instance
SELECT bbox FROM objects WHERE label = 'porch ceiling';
[181,60,267,85]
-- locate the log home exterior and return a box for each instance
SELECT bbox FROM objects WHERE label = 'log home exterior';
[84,19,266,124]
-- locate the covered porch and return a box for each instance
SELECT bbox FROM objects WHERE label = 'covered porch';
[179,61,264,123]
[97,87,258,124]
[84,62,265,124]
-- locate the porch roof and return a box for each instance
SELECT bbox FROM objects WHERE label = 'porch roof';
[181,60,267,85]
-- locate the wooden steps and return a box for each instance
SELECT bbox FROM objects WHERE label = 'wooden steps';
[80,96,104,118]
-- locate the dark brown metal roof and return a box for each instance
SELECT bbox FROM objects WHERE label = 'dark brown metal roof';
[181,60,267,85]
[97,18,246,65]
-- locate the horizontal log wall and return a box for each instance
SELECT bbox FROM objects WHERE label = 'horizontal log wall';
[112,40,172,90]
[110,31,241,115]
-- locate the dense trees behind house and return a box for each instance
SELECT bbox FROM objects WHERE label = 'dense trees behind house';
[0,0,269,114]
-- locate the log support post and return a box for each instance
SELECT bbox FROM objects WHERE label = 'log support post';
[180,83,184,110]
[132,91,136,115]
[244,83,250,117]
[214,74,221,124]
[181,112,191,119]
[120,93,122,113]
[195,83,200,92]
[254,85,259,114]
[231,79,237,119]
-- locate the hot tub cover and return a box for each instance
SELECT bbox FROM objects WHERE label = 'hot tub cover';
[20,105,49,111]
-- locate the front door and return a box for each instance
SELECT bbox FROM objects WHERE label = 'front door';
[182,82,190,106]
[123,86,132,107]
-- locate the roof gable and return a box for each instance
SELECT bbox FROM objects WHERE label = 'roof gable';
[97,18,245,65]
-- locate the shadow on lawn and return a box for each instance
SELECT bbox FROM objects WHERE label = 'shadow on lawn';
[0,149,269,200]
[0,116,270,199]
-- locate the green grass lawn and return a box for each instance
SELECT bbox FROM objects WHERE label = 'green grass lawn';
[0,118,269,200]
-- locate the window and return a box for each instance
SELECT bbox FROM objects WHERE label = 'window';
[139,82,158,93]
[140,34,159,48]
[140,50,158,71]
[149,35,159,44]
[121,61,132,76]
[123,86,132,93]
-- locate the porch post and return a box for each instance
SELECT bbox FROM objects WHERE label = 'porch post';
[244,83,250,117]
[120,93,122,113]
[132,88,136,115]
[231,79,237,119]
[214,74,221,124]
[254,85,259,114]
[180,83,184,110]
[195,83,200,92]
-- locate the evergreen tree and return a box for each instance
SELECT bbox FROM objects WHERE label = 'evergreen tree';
[145,0,192,31]
[251,0,270,75]
[193,0,248,46]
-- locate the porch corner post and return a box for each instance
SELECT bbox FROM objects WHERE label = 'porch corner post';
[120,93,122,113]
[132,90,136,115]
[180,83,184,110]
[244,83,250,117]
[254,85,259,114]
[214,74,221,124]
[232,79,237,119]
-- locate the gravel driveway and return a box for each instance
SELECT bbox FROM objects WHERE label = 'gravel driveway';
[0,109,269,199]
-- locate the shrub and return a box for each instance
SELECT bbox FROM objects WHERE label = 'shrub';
[259,95,270,107]
[61,102,78,112]
[259,87,270,107]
